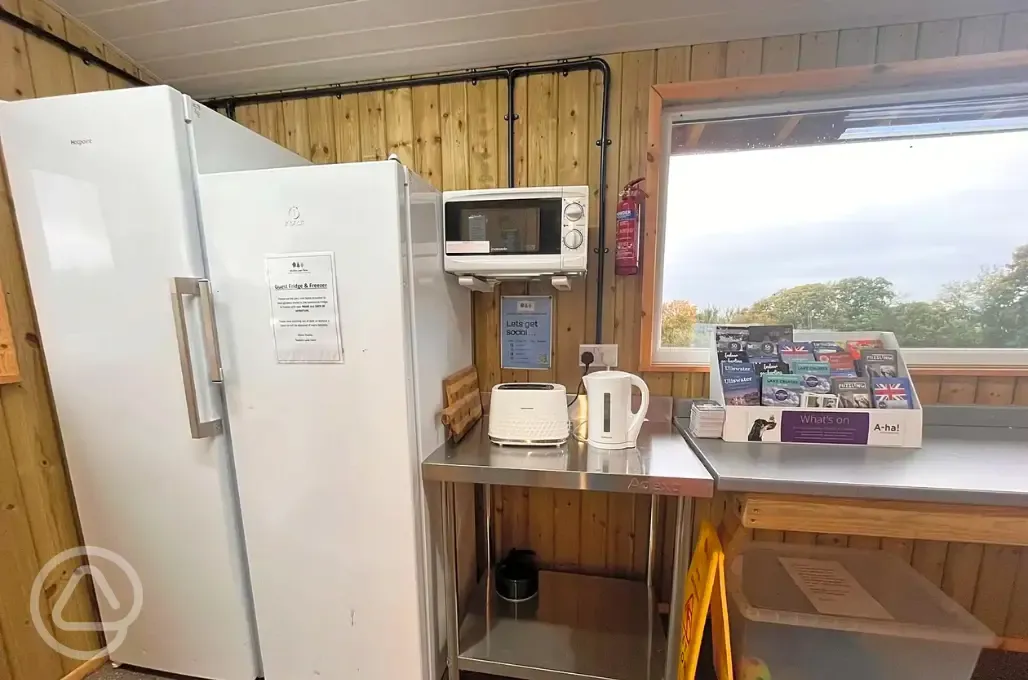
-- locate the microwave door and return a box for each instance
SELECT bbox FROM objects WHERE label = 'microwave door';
[445,198,562,255]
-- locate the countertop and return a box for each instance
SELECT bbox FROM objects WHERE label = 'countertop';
[423,417,714,497]
[675,407,1028,507]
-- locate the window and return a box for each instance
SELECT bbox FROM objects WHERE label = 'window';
[644,70,1028,371]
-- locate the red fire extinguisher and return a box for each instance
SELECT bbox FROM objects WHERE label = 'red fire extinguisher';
[615,178,645,275]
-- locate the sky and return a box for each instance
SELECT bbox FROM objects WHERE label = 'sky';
[661,131,1028,309]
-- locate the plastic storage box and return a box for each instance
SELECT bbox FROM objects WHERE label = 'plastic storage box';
[728,542,995,680]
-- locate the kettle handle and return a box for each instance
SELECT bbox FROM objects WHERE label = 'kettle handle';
[627,374,649,444]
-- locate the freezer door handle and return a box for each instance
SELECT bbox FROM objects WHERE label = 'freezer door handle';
[171,277,224,439]
[197,279,224,384]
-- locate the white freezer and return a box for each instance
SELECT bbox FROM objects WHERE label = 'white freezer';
[198,161,471,680]
[0,86,308,680]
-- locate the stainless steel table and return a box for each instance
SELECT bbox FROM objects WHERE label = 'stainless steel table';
[422,418,714,680]
[675,418,1028,508]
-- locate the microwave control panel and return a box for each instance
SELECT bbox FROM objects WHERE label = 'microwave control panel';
[560,187,588,271]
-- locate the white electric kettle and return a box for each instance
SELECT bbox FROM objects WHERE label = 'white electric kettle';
[582,370,650,449]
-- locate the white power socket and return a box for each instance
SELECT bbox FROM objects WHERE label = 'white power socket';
[579,344,618,368]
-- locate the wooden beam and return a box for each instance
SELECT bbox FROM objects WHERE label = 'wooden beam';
[737,494,1028,546]
[638,84,664,372]
[0,277,19,384]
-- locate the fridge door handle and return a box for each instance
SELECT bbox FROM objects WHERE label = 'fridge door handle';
[197,279,224,384]
[171,277,224,439]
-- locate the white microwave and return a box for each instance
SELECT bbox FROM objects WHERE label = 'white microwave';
[442,186,588,277]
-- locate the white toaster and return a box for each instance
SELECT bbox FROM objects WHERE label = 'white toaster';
[488,383,570,445]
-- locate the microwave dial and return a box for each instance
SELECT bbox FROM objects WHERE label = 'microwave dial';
[563,229,584,249]
[564,202,585,222]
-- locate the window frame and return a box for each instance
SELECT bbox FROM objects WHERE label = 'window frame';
[640,51,1028,374]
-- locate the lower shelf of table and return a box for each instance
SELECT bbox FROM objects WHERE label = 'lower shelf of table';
[457,570,667,680]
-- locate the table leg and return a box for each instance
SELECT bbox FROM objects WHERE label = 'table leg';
[442,481,461,680]
[646,494,659,589]
[663,497,694,680]
[484,483,493,571]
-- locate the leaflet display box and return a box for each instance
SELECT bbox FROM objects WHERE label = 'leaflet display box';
[711,331,922,448]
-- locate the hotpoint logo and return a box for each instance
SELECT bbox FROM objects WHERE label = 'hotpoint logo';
[285,206,304,227]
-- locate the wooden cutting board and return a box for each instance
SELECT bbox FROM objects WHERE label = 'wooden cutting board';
[440,365,482,442]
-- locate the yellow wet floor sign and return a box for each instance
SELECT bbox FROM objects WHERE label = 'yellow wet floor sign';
[677,521,732,680]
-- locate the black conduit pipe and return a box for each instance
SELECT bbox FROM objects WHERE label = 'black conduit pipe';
[0,7,147,87]
[203,57,613,343]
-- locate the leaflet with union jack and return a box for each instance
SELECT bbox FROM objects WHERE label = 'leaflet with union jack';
[779,342,814,364]
[872,377,913,409]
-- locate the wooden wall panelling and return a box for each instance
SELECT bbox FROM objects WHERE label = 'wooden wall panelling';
[976,377,1017,405]
[1016,377,1028,405]
[306,97,337,164]
[0,409,62,680]
[939,376,979,404]
[62,21,108,93]
[436,82,465,190]
[0,8,33,100]
[848,535,882,550]
[282,99,312,160]
[913,375,942,404]
[917,20,961,59]
[0,277,19,384]
[235,104,262,134]
[614,51,654,377]
[332,94,362,163]
[554,69,590,390]
[102,44,137,89]
[1007,549,1028,638]
[525,72,558,385]
[880,537,916,563]
[358,91,386,161]
[876,24,919,63]
[690,43,728,80]
[19,0,73,97]
[761,35,801,74]
[837,28,878,66]
[799,31,840,70]
[974,546,1022,634]
[942,542,985,611]
[959,16,1005,55]
[726,39,762,77]
[258,102,286,146]
[467,79,500,191]
[384,86,414,167]
[911,540,949,587]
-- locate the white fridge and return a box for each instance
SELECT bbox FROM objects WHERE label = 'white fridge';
[199,161,470,680]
